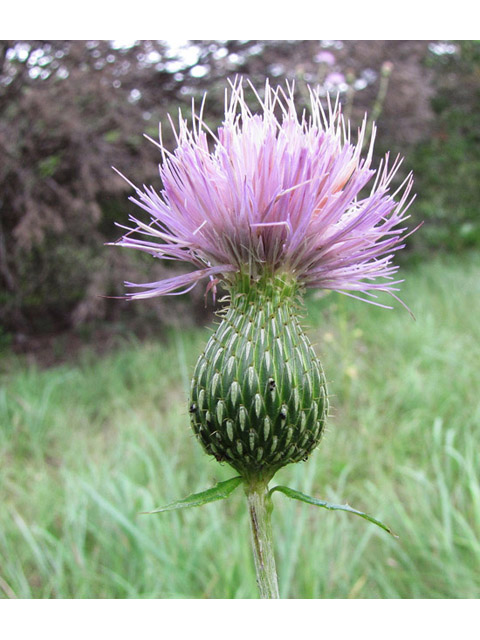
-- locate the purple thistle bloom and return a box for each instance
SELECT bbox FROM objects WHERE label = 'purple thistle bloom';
[113,79,416,309]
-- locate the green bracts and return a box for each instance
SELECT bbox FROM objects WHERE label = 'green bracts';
[190,276,328,481]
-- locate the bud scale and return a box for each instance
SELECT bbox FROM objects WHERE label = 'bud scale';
[190,276,328,481]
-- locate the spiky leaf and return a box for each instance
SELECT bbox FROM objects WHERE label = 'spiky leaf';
[142,476,243,514]
[270,485,398,537]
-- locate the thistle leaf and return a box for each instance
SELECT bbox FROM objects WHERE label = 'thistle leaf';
[142,476,243,514]
[270,485,398,538]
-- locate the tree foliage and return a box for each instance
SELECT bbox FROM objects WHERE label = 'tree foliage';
[408,41,480,251]
[0,40,475,338]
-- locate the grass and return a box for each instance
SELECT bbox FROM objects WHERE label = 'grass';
[1,250,479,599]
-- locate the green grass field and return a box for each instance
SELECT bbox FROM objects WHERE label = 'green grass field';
[1,251,479,599]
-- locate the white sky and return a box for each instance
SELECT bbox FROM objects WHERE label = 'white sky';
[1,2,476,40]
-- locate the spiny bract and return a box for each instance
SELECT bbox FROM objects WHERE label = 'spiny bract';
[189,277,328,480]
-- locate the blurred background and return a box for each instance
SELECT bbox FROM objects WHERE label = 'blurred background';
[1,40,479,599]
[1,39,479,353]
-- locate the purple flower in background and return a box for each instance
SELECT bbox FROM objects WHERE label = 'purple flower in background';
[113,79,415,308]
[325,72,346,87]
[315,51,336,65]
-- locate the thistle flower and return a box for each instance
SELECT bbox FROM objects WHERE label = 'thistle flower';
[113,79,415,479]
[114,80,414,308]
[112,79,414,598]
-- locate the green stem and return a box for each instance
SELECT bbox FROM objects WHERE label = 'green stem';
[244,481,280,599]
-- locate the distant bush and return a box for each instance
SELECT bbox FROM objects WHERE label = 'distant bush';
[408,41,480,253]
[1,40,478,340]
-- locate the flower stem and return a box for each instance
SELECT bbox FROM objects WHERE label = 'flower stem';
[244,481,280,599]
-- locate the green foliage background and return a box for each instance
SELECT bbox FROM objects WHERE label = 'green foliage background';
[1,253,479,598]
[409,41,480,252]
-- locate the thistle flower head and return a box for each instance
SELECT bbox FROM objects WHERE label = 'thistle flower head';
[114,79,415,309]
